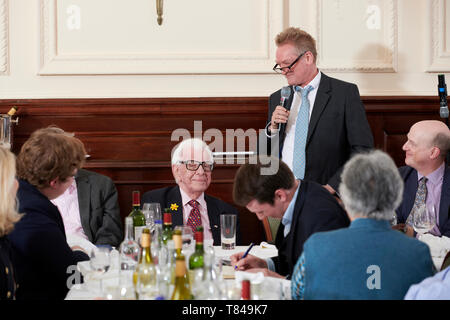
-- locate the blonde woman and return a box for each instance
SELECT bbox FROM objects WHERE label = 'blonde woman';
[0,146,21,300]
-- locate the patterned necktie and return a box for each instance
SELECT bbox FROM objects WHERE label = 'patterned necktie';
[406,177,428,225]
[187,200,202,233]
[292,85,313,179]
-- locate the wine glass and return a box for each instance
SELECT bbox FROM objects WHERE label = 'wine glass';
[175,226,194,257]
[90,247,111,294]
[142,203,161,234]
[412,204,437,235]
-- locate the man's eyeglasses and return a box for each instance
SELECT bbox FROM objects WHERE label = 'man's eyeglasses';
[179,160,214,172]
[272,51,307,74]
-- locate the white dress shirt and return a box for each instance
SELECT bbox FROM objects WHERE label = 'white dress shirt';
[281,72,321,172]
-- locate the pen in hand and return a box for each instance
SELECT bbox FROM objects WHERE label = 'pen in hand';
[235,242,255,270]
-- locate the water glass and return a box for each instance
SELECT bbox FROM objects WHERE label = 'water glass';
[220,214,236,250]
[142,202,161,233]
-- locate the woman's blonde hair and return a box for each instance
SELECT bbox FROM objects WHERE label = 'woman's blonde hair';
[0,146,22,236]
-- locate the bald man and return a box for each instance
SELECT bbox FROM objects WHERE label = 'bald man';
[396,120,450,237]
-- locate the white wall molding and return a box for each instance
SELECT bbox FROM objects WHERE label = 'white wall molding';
[315,0,397,72]
[427,0,450,72]
[0,0,9,75]
[39,0,284,75]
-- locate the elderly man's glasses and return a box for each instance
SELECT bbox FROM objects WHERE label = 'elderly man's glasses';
[179,160,214,172]
[272,51,307,74]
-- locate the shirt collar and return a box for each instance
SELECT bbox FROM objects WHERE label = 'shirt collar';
[281,181,301,227]
[294,70,321,91]
[418,162,445,186]
[179,187,206,208]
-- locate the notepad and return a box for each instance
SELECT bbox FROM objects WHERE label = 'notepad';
[222,266,235,279]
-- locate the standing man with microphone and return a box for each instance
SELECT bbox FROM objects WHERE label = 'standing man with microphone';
[265,27,374,195]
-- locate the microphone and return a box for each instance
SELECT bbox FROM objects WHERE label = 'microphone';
[279,86,292,133]
[438,74,449,119]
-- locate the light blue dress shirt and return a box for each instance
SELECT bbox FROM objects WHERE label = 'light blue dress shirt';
[404,266,450,299]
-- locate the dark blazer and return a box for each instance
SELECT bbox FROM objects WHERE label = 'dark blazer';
[8,180,89,300]
[272,180,350,278]
[0,237,16,300]
[396,165,450,237]
[76,169,123,247]
[266,72,374,190]
[142,186,241,246]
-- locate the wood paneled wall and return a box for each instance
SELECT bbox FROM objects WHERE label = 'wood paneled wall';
[0,96,446,245]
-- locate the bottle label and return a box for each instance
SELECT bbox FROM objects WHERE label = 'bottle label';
[175,260,186,277]
[134,226,145,242]
[141,233,150,247]
[173,234,182,250]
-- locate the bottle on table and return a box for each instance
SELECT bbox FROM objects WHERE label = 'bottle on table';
[171,229,192,300]
[134,228,157,299]
[241,279,251,300]
[118,217,140,299]
[188,226,204,291]
[161,209,173,245]
[129,191,146,243]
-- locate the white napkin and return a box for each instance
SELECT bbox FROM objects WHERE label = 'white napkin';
[235,271,265,284]
[259,241,277,250]
[234,271,291,300]
[419,234,450,257]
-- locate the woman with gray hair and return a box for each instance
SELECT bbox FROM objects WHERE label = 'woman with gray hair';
[291,150,435,300]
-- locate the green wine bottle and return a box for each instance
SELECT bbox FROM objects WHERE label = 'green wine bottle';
[161,210,173,245]
[189,226,204,270]
[128,191,145,242]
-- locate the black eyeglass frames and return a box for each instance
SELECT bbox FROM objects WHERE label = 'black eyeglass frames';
[178,160,214,172]
[272,51,307,74]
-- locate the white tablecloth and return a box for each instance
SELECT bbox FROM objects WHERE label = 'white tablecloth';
[418,234,450,271]
[65,243,286,300]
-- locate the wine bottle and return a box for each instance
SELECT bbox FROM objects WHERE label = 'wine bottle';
[129,191,146,242]
[161,210,173,245]
[119,217,140,271]
[134,228,157,299]
[171,229,192,300]
[189,226,204,270]
[118,217,140,300]
[241,280,251,300]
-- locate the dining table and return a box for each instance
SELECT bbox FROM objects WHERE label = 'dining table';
[65,242,291,300]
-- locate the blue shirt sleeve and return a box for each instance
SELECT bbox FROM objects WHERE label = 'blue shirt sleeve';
[291,252,306,300]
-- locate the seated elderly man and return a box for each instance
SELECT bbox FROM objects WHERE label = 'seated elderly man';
[8,127,90,300]
[142,138,241,245]
[230,156,349,279]
[395,120,450,237]
[291,150,435,300]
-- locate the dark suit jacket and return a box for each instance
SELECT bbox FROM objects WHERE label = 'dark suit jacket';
[8,180,89,300]
[76,169,123,247]
[266,72,374,190]
[0,237,16,300]
[142,186,241,246]
[396,165,450,237]
[272,180,350,278]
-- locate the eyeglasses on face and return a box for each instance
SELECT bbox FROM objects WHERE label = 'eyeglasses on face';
[272,51,307,74]
[178,160,214,172]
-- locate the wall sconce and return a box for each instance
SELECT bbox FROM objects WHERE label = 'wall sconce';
[156,0,163,25]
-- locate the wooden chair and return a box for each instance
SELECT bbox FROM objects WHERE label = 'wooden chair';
[441,251,450,271]
[262,217,281,244]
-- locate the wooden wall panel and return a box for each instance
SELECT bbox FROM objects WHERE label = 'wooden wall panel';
[0,96,446,245]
